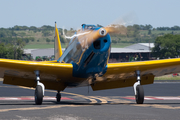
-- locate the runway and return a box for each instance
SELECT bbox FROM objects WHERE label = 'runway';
[0,81,180,120]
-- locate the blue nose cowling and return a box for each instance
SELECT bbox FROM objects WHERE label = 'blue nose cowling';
[72,33,111,78]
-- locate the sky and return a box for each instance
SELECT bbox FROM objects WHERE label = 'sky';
[0,0,180,29]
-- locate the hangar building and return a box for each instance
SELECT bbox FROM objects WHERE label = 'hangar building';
[24,43,154,62]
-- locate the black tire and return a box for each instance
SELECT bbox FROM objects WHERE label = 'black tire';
[135,85,144,104]
[35,85,43,105]
[56,93,61,102]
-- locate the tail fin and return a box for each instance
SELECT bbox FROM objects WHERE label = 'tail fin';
[54,22,63,60]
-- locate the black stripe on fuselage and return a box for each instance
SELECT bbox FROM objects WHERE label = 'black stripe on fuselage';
[84,51,95,67]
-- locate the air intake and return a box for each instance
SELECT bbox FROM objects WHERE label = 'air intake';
[93,40,101,49]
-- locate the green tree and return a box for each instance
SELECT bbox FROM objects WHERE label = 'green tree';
[70,28,73,31]
[46,38,50,44]
[0,31,6,38]
[64,29,67,34]
[13,25,20,30]
[148,30,151,35]
[21,26,29,30]
[0,43,7,58]
[112,39,118,43]
[41,25,54,31]
[42,30,51,37]
[29,37,35,42]
[133,24,140,30]
[23,38,29,43]
[5,44,14,59]
[18,32,26,38]
[12,39,25,59]
[59,35,66,43]
[59,28,63,35]
[0,39,24,59]
[29,26,37,31]
[152,34,180,59]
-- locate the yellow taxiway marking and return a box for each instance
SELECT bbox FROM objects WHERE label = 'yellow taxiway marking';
[45,90,108,104]
[132,104,180,110]
[18,86,108,104]
[61,91,99,104]
[0,105,89,113]
[0,86,21,88]
[99,96,132,104]
[2,85,180,110]
[0,83,108,104]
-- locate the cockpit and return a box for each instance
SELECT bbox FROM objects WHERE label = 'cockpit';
[82,24,96,31]
[58,24,108,64]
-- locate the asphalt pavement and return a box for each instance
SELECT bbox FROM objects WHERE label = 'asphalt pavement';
[0,80,180,120]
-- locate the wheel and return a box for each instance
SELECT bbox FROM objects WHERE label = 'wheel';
[56,92,61,102]
[35,85,43,105]
[135,85,144,104]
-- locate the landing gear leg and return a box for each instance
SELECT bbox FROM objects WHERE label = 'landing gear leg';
[133,70,144,104]
[56,91,61,102]
[34,71,45,105]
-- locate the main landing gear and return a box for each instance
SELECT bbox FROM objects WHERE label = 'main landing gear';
[133,70,144,104]
[34,71,62,105]
[34,71,45,105]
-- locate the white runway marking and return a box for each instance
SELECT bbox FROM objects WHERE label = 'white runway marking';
[122,96,180,100]
[0,97,73,101]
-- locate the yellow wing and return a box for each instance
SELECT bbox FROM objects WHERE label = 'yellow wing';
[91,58,180,91]
[0,59,73,91]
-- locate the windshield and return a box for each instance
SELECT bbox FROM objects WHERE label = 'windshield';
[59,37,83,63]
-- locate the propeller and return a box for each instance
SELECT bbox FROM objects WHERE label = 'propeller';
[66,13,137,49]
[77,23,127,49]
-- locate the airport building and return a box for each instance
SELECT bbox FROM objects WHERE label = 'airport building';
[109,43,154,62]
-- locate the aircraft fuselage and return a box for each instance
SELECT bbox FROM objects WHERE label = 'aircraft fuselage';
[59,25,111,81]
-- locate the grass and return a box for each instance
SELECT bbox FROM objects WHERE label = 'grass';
[24,43,68,49]
[140,30,180,35]
[154,74,180,80]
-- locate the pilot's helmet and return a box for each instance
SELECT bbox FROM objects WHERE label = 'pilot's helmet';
[88,26,92,29]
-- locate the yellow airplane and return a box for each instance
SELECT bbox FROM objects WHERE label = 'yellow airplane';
[1,22,180,105]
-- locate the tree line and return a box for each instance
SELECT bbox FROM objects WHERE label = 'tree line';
[0,39,24,59]
[6,24,180,31]
[1,24,180,45]
[156,26,180,31]
[1,24,180,60]
[152,34,180,59]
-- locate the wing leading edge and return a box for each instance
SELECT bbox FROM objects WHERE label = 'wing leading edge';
[91,58,180,91]
[0,59,73,91]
